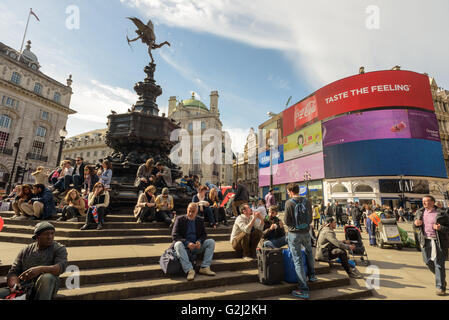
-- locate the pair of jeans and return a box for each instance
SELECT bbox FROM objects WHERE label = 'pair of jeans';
[54,175,73,192]
[173,239,216,273]
[213,207,227,224]
[139,206,156,222]
[86,206,105,225]
[365,218,377,245]
[263,235,288,249]
[319,215,326,225]
[313,219,320,230]
[156,210,173,225]
[72,174,83,190]
[287,232,315,291]
[328,248,351,273]
[422,239,446,290]
[0,273,59,300]
[200,207,216,226]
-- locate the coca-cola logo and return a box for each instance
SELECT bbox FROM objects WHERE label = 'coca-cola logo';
[294,97,317,123]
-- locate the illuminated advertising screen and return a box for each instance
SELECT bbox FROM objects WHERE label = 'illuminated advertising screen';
[273,152,325,185]
[284,121,323,161]
[323,139,447,179]
[283,95,318,136]
[322,109,440,147]
[283,70,434,137]
[258,146,284,169]
[259,167,271,187]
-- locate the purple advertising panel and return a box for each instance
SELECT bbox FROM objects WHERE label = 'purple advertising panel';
[322,109,440,147]
[272,152,325,185]
[259,167,271,187]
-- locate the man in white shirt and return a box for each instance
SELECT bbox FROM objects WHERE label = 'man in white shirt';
[230,203,263,261]
[53,160,74,195]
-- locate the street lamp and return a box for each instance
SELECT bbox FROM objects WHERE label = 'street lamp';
[6,137,23,194]
[56,127,68,167]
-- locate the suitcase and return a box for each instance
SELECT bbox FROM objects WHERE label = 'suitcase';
[282,248,308,283]
[256,247,284,285]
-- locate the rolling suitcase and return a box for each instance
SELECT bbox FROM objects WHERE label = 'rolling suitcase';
[256,247,284,285]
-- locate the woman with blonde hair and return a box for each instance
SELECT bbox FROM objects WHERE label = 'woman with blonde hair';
[134,158,158,192]
[81,182,109,230]
[98,160,113,189]
[31,166,48,185]
[134,185,157,223]
[58,189,86,222]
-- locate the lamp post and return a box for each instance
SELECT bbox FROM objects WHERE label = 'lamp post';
[6,137,23,194]
[56,127,68,167]
[20,162,28,184]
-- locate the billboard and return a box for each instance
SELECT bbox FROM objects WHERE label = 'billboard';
[283,70,434,137]
[322,109,440,147]
[284,121,323,161]
[283,95,318,136]
[273,152,325,185]
[323,139,447,179]
[258,146,284,169]
[259,167,271,187]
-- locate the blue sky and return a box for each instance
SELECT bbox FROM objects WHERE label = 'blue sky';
[1,0,448,153]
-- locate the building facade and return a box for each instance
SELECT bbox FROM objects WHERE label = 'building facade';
[233,128,258,197]
[61,128,113,165]
[168,91,233,186]
[0,40,75,188]
[431,77,449,175]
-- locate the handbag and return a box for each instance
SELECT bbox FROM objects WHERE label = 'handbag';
[160,248,183,276]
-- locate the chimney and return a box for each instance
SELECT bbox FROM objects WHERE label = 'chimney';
[210,91,219,113]
[168,96,177,116]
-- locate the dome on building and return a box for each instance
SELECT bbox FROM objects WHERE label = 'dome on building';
[182,93,208,111]
[21,40,39,63]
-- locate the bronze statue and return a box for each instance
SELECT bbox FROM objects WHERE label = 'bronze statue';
[127,17,170,64]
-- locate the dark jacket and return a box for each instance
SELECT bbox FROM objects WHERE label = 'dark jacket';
[335,205,343,216]
[31,188,56,219]
[414,207,449,252]
[234,184,249,202]
[84,174,99,194]
[325,205,334,217]
[351,206,362,221]
[263,215,285,240]
[284,196,312,234]
[170,215,207,249]
[73,163,86,183]
[315,225,350,261]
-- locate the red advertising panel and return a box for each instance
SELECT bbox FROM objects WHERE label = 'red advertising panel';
[283,95,318,137]
[282,70,434,137]
[316,70,434,120]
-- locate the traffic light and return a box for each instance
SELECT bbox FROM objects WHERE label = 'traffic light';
[15,166,27,183]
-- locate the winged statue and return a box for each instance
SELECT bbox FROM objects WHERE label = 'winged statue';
[127,17,170,64]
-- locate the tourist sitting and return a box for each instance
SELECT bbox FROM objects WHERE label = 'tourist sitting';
[58,189,86,222]
[208,187,227,226]
[12,185,35,220]
[232,179,249,217]
[83,165,99,197]
[48,163,63,186]
[230,203,263,261]
[80,182,109,230]
[72,157,86,192]
[192,185,216,228]
[253,199,268,220]
[97,160,113,190]
[31,166,48,186]
[262,205,287,249]
[171,203,216,281]
[52,160,74,195]
[155,187,175,226]
[315,217,362,278]
[134,158,158,193]
[154,162,173,188]
[180,175,194,193]
[0,222,67,300]
[134,185,157,223]
[5,185,21,203]
[30,184,56,220]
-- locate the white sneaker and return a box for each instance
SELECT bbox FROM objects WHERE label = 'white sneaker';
[187,269,195,281]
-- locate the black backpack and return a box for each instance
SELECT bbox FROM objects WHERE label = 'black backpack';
[291,198,311,230]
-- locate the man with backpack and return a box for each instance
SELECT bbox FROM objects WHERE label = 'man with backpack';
[351,202,363,231]
[284,183,316,300]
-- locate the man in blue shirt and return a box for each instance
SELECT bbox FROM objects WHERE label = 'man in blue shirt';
[171,203,216,281]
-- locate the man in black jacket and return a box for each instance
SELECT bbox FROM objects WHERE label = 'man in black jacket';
[72,157,85,192]
[171,203,216,281]
[231,179,249,217]
[414,195,449,296]
[335,201,344,228]
[351,202,362,230]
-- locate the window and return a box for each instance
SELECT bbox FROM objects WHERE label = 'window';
[94,151,98,157]
[80,152,83,157]
[188,122,193,131]
[31,140,45,157]
[102,150,106,156]
[87,152,90,157]
[34,83,43,95]
[354,184,374,193]
[0,115,11,129]
[36,126,47,137]
[332,184,348,193]
[0,131,9,149]
[2,96,19,108]
[11,72,21,85]
[53,92,61,103]
[41,111,50,121]
[201,121,206,130]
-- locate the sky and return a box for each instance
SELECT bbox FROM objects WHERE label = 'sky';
[1,0,448,154]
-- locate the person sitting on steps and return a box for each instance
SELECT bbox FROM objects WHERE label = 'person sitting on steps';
[134,185,157,224]
[12,185,35,220]
[134,158,158,193]
[30,184,57,220]
[58,189,86,222]
[155,187,176,226]
[80,182,109,230]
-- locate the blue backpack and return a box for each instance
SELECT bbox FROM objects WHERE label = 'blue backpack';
[291,198,311,230]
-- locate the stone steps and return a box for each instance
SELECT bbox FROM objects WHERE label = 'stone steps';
[0,211,137,223]
[135,271,351,300]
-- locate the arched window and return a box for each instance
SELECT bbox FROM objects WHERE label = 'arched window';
[354,184,374,193]
[332,184,348,193]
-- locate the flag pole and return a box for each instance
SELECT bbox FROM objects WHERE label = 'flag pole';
[18,8,32,60]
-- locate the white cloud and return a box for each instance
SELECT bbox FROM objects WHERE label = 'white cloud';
[222,125,251,155]
[121,0,449,89]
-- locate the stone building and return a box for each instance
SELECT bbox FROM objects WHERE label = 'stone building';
[233,128,258,197]
[62,128,113,165]
[168,91,233,185]
[0,40,75,188]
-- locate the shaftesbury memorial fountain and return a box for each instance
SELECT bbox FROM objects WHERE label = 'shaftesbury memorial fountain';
[104,17,190,213]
